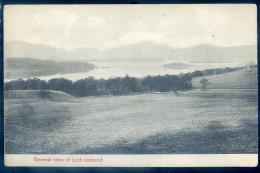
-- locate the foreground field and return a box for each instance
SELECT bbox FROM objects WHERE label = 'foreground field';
[5,88,257,154]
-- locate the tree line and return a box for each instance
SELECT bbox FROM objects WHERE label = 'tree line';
[4,66,248,97]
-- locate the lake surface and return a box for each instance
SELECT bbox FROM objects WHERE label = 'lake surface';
[35,61,243,81]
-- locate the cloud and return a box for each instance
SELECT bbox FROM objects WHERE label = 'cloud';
[86,15,106,27]
[21,9,77,49]
[9,8,108,50]
[155,6,256,48]
[4,5,257,51]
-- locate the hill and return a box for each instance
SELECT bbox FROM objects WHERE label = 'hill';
[174,44,257,63]
[163,62,191,69]
[5,58,95,79]
[102,41,176,62]
[5,40,101,61]
[4,90,73,101]
[5,40,72,60]
[192,67,257,89]
[5,40,257,63]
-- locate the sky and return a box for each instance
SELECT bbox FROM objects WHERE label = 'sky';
[4,4,257,51]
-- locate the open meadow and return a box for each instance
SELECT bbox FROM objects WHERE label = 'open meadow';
[4,68,258,154]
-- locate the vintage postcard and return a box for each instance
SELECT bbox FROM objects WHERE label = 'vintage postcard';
[3,4,258,167]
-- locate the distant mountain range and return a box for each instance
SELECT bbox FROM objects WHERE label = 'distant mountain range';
[5,40,257,63]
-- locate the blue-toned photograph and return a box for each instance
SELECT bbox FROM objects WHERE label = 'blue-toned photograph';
[3,4,257,160]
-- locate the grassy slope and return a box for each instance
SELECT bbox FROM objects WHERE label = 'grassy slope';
[4,67,258,154]
[192,67,257,89]
[4,90,73,100]
[5,89,258,154]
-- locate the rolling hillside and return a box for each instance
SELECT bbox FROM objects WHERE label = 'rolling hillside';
[5,40,257,63]
[192,67,257,89]
[5,84,257,154]
[5,58,95,79]
[4,67,257,154]
[4,90,73,101]
[174,44,257,63]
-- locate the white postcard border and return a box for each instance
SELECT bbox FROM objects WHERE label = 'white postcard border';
[5,154,258,167]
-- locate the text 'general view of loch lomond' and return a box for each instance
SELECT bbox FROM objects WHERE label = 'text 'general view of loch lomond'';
[4,4,258,159]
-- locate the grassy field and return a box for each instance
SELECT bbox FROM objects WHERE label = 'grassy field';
[192,67,257,89]
[4,67,258,154]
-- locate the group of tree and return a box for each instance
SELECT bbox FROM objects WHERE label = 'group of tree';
[4,74,192,97]
[4,65,249,97]
[187,66,246,78]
